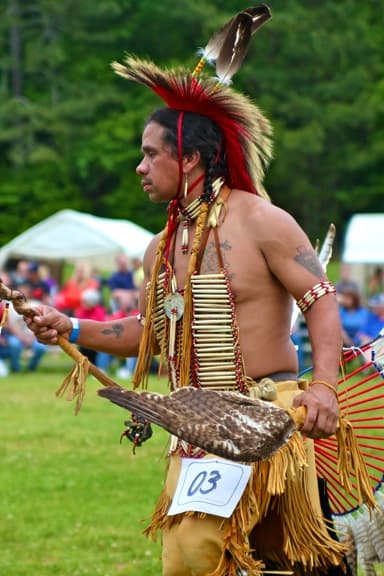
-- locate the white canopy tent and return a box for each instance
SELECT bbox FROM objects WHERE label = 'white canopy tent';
[0,209,155,273]
[342,213,384,288]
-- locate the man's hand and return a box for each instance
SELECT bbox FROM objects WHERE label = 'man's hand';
[292,382,338,439]
[25,305,73,345]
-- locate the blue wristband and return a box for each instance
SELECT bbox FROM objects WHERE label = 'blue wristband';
[69,317,80,343]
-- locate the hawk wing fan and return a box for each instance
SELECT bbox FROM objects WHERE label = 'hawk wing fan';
[98,386,297,462]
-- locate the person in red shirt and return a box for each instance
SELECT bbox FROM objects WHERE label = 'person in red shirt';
[55,261,99,315]
[74,289,106,363]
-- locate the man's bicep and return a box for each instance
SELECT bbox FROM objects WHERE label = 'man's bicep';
[261,216,326,300]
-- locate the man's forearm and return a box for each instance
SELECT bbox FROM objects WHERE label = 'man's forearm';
[74,316,142,357]
[305,295,343,387]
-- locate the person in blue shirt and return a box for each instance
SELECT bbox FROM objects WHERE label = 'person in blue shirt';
[358,293,384,344]
[337,287,369,347]
[107,253,138,313]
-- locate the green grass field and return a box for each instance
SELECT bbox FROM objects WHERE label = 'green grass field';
[1,356,167,575]
[1,353,383,575]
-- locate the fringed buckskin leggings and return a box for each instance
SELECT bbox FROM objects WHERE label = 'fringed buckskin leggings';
[160,380,339,576]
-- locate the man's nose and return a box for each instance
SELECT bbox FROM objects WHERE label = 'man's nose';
[136,159,147,174]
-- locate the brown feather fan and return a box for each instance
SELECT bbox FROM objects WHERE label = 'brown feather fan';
[97,386,301,462]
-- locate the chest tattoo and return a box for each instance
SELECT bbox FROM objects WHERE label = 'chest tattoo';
[201,239,233,276]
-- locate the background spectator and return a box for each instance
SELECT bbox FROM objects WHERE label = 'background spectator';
[132,257,144,290]
[337,287,369,347]
[9,260,30,287]
[25,261,52,303]
[107,253,137,313]
[38,263,58,299]
[55,261,100,315]
[367,267,384,297]
[5,282,47,373]
[358,293,384,344]
[74,288,106,364]
[335,263,360,294]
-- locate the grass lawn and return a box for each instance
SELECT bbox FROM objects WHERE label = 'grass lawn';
[1,356,168,575]
[1,353,383,575]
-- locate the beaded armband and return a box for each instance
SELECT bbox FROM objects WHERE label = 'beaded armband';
[296,280,336,313]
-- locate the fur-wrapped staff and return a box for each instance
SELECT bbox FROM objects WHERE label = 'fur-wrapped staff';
[0,277,122,413]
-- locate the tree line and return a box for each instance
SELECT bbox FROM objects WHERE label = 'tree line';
[0,0,383,255]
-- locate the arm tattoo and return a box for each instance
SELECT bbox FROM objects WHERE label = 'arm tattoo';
[101,323,124,339]
[294,246,325,279]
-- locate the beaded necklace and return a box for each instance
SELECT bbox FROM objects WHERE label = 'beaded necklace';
[133,179,247,401]
[178,178,223,254]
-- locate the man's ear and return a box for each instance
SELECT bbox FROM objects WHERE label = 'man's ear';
[182,150,201,173]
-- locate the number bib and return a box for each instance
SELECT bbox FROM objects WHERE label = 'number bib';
[168,458,251,518]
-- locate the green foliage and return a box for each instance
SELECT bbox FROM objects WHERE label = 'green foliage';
[0,0,383,250]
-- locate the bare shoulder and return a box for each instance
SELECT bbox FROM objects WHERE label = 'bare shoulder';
[142,229,165,275]
[228,190,325,287]
[229,190,306,242]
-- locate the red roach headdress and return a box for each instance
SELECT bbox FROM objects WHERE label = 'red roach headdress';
[112,5,273,198]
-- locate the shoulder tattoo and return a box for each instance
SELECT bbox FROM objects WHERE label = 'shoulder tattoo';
[100,323,124,339]
[294,245,325,279]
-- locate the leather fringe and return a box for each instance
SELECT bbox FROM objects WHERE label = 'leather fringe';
[143,433,347,574]
[337,415,377,510]
[133,226,168,389]
[55,355,89,415]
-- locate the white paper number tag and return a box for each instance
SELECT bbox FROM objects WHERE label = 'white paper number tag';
[167,458,251,518]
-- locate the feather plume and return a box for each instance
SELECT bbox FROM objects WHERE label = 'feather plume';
[215,6,271,84]
[215,12,253,85]
[197,5,271,70]
[244,5,272,33]
[198,15,238,65]
[98,385,298,462]
[318,222,336,272]
[111,57,272,197]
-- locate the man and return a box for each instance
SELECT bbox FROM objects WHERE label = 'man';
[26,8,347,576]
[107,253,138,313]
[358,292,384,344]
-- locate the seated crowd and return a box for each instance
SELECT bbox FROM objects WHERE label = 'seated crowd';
[0,255,143,377]
[0,259,383,377]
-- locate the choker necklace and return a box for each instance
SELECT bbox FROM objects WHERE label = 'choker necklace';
[178,177,224,254]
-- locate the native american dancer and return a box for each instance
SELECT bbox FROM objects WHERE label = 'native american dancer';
[5,5,384,576]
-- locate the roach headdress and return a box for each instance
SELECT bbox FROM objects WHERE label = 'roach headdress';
[112,5,273,198]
